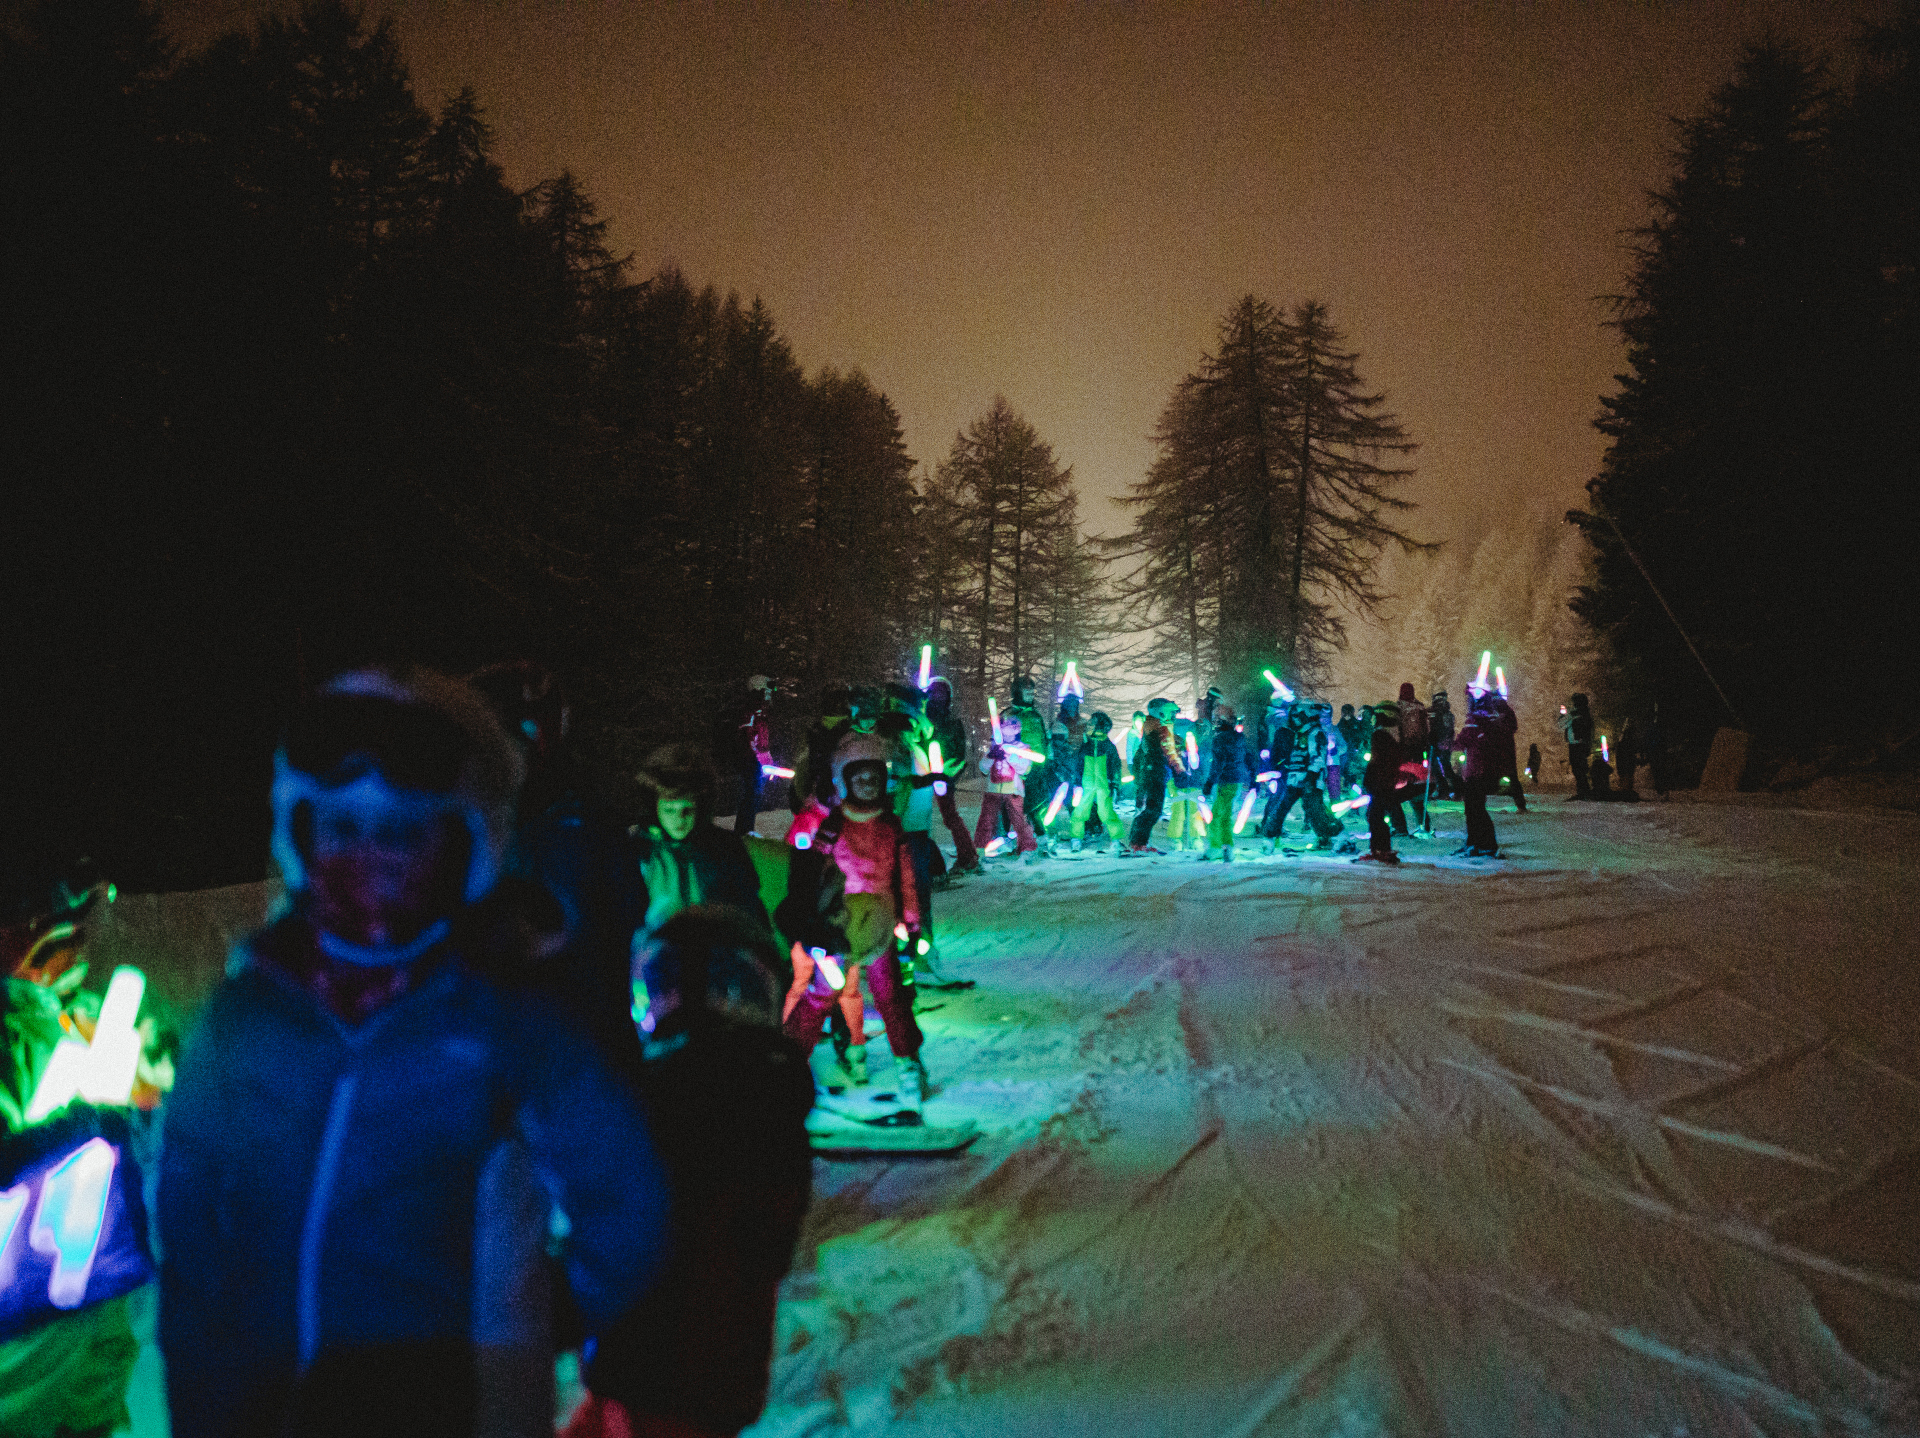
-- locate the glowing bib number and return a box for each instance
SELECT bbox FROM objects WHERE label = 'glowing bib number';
[0,1129,150,1340]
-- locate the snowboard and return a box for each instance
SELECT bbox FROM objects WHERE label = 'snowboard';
[808,1091,979,1156]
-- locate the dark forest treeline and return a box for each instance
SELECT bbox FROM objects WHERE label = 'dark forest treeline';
[1,0,922,888]
[1574,21,1920,767]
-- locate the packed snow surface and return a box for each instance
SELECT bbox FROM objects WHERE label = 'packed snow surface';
[757,798,1920,1436]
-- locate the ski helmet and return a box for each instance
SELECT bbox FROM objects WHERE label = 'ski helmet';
[272,666,523,906]
[830,733,895,800]
[1091,710,1113,732]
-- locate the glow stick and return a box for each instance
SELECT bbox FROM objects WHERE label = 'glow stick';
[983,837,1006,857]
[1072,786,1082,806]
[78,967,145,1105]
[1264,669,1295,701]
[1495,666,1508,700]
[1007,743,1048,765]
[1331,794,1372,814]
[810,948,846,991]
[761,764,795,779]
[1233,786,1259,833]
[894,922,910,942]
[1065,660,1083,698]
[918,645,932,689]
[1475,651,1491,689]
[988,696,1000,732]
[928,739,947,796]
[1196,797,1213,825]
[1044,782,1069,825]
[1601,736,1610,762]
[1185,732,1200,770]
[1254,770,1279,783]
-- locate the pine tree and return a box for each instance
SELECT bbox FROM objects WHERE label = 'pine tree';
[938,397,1084,701]
[1112,296,1424,702]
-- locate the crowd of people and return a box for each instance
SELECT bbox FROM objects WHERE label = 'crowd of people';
[0,657,1657,1437]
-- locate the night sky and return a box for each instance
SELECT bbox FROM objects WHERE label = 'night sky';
[166,0,1897,544]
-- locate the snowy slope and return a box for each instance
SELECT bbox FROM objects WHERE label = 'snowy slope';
[756,799,1920,1436]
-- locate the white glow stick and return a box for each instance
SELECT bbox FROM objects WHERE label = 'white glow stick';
[918,645,933,689]
[1072,786,1082,806]
[928,739,947,796]
[1196,797,1213,825]
[1185,732,1199,770]
[1233,786,1259,833]
[1264,669,1295,702]
[809,948,846,990]
[1495,666,1508,699]
[1007,743,1048,765]
[1476,650,1491,689]
[1331,794,1372,814]
[761,764,795,779]
[983,836,1006,856]
[1044,782,1070,825]
[988,696,1000,732]
[1601,736,1611,762]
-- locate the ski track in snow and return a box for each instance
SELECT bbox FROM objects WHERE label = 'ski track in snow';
[756,799,1920,1437]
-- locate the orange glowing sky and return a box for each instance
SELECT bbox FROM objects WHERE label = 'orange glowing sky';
[170,1,1895,544]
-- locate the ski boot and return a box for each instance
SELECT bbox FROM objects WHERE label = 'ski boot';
[897,1056,929,1109]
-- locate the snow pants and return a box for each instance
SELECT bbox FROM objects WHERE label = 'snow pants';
[734,763,763,837]
[782,892,921,1059]
[1128,771,1167,849]
[1365,798,1395,855]
[1261,781,1342,841]
[1567,742,1591,795]
[1462,776,1498,853]
[1166,793,1201,848]
[904,830,940,941]
[1069,776,1125,842]
[934,785,980,868]
[1021,769,1052,837]
[975,791,1037,854]
[1206,783,1243,849]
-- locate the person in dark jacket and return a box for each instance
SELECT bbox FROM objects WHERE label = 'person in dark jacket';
[1356,706,1404,862]
[792,683,852,817]
[1199,703,1258,861]
[1561,693,1595,798]
[1453,687,1518,857]
[1124,699,1186,853]
[633,745,769,936]
[719,676,777,837]
[1617,717,1642,795]
[922,675,981,874]
[470,660,645,1075]
[570,908,814,1438]
[1259,706,1344,853]
[160,667,670,1438]
[1427,691,1459,799]
[1337,703,1367,792]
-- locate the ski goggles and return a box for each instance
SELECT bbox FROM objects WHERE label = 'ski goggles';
[282,694,474,792]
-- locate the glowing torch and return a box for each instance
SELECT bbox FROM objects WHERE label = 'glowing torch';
[918,644,933,690]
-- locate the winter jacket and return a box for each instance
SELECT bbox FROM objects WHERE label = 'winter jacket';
[794,715,849,807]
[1008,702,1047,753]
[1454,698,1519,782]
[979,732,1033,793]
[1133,717,1183,783]
[1428,701,1456,750]
[583,1014,813,1435]
[1170,719,1204,791]
[1397,698,1431,751]
[890,743,936,833]
[1363,726,1407,796]
[1561,703,1594,746]
[817,807,920,929]
[926,707,967,774]
[634,823,769,935]
[1072,736,1123,789]
[1202,725,1257,793]
[159,922,671,1438]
